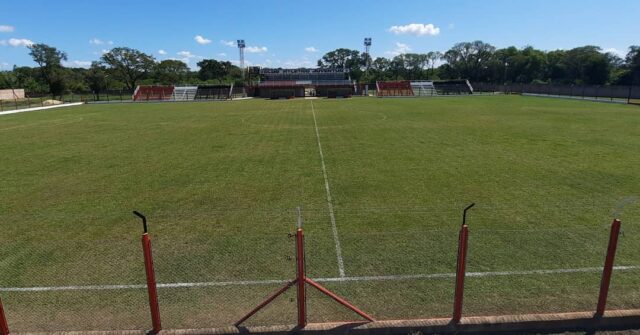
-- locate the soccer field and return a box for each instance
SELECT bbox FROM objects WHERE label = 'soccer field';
[1,96,639,331]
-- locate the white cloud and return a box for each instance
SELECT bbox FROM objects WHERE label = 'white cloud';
[174,51,204,68]
[177,50,197,58]
[0,62,10,69]
[304,46,318,53]
[194,35,212,45]
[89,38,113,45]
[158,49,167,55]
[246,46,268,53]
[386,42,412,56]
[63,60,92,68]
[218,52,227,57]
[389,23,440,36]
[0,25,15,33]
[1,38,34,47]
[604,48,625,57]
[221,40,236,47]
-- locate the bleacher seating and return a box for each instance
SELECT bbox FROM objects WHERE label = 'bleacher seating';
[195,85,233,100]
[261,68,348,82]
[410,81,437,96]
[172,86,198,101]
[433,80,474,95]
[376,81,414,97]
[132,85,174,101]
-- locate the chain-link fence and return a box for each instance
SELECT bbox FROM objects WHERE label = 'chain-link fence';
[0,87,252,113]
[0,90,135,113]
[472,82,640,104]
[1,205,638,332]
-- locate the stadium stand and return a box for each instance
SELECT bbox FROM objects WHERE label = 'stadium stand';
[132,85,174,101]
[376,81,414,97]
[433,80,474,95]
[195,85,233,100]
[410,81,438,96]
[376,80,474,97]
[172,86,198,101]
[256,68,353,98]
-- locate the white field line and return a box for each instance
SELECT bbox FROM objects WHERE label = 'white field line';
[310,100,346,278]
[0,102,84,116]
[1,266,637,292]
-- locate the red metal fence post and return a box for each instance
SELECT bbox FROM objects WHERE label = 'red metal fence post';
[452,224,469,323]
[296,228,307,328]
[0,297,9,335]
[595,219,622,317]
[142,233,162,333]
[236,207,373,327]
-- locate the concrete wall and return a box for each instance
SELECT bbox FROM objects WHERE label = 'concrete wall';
[0,89,25,100]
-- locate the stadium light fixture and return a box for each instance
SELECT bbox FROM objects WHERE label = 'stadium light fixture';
[237,39,246,78]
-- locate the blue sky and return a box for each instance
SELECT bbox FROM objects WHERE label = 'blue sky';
[1,0,639,70]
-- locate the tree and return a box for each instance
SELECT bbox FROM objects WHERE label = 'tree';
[545,50,567,83]
[0,71,17,89]
[196,59,235,82]
[101,47,155,90]
[626,46,640,85]
[426,51,443,79]
[317,48,361,70]
[154,59,189,84]
[28,43,68,95]
[443,41,496,81]
[367,57,391,81]
[562,46,610,85]
[389,56,405,80]
[84,62,109,100]
[401,53,428,80]
[318,48,365,81]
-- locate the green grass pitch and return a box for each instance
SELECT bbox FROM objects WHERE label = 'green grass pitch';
[0,96,639,331]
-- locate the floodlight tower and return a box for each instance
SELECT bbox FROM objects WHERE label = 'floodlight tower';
[237,39,246,78]
[363,38,372,95]
[364,38,372,68]
[364,38,372,57]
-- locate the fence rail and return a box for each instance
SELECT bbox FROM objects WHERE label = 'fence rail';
[0,88,251,113]
[472,82,640,104]
[0,205,637,333]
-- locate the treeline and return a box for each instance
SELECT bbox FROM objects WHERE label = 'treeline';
[1,41,639,95]
[322,42,640,85]
[0,44,245,95]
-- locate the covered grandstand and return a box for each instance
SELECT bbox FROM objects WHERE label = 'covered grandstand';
[132,84,238,101]
[255,68,354,99]
[195,85,234,100]
[132,85,174,101]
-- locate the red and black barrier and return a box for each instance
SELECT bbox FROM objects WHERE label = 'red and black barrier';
[133,211,162,334]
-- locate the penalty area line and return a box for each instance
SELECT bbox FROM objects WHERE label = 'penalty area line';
[1,266,637,292]
[310,100,346,278]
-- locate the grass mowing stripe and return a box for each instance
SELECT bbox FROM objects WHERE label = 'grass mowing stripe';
[1,266,637,292]
[311,100,346,278]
